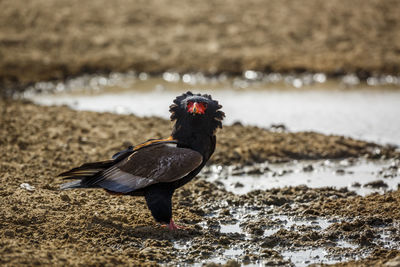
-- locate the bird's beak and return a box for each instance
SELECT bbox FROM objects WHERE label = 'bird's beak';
[189,102,206,115]
[192,102,200,114]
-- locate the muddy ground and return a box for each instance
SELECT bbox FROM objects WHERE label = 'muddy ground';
[1,0,400,91]
[1,100,399,266]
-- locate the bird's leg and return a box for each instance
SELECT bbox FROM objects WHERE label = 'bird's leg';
[167,219,186,230]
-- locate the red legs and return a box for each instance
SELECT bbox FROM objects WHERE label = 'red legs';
[161,219,186,230]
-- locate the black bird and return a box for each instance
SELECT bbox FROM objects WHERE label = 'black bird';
[59,91,225,230]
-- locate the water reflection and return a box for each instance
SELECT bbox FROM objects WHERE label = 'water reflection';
[27,85,400,145]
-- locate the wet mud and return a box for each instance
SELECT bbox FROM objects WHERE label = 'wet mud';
[1,100,400,266]
[1,0,400,91]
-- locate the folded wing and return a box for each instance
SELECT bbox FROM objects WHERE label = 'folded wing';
[82,143,203,193]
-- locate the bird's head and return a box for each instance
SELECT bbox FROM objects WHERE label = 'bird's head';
[169,91,225,133]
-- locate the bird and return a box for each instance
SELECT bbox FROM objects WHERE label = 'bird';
[59,91,225,230]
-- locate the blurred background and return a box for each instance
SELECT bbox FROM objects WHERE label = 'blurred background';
[1,0,400,144]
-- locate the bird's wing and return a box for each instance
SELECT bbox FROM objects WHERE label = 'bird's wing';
[111,136,176,160]
[86,143,203,193]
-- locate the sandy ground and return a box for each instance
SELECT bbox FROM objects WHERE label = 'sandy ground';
[1,0,400,91]
[1,100,399,266]
[2,0,400,265]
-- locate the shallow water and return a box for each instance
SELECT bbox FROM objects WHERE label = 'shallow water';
[174,206,400,267]
[281,248,345,267]
[26,74,400,145]
[204,159,400,196]
[194,159,399,265]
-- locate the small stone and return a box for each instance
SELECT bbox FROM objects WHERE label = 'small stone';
[218,236,230,245]
[224,260,240,267]
[244,165,264,175]
[221,208,231,215]
[60,194,71,202]
[78,136,89,144]
[234,182,244,188]
[20,183,35,192]
[240,255,250,261]
[231,169,245,176]
[269,124,287,132]
[302,209,320,216]
[336,169,345,175]
[363,180,388,188]
[359,234,373,246]
[303,165,314,172]
[4,230,15,238]
[261,237,278,248]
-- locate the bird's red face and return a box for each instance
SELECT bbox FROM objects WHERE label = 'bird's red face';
[186,101,207,115]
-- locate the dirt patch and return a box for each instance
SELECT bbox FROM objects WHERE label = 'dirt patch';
[1,100,399,266]
[1,0,400,91]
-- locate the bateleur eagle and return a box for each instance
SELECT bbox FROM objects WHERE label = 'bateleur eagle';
[59,91,225,230]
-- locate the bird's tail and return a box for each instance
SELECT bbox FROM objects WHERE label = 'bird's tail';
[58,160,114,190]
[60,180,85,190]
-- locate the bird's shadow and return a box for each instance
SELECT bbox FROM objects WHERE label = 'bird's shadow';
[127,224,203,240]
[91,216,203,241]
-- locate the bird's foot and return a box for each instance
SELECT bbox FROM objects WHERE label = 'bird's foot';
[162,219,186,230]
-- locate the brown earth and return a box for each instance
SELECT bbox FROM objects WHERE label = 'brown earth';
[1,0,400,91]
[1,100,399,266]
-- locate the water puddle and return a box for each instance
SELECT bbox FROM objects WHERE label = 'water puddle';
[281,248,344,267]
[172,205,400,266]
[24,73,400,145]
[267,215,333,232]
[175,159,398,266]
[220,222,242,234]
[204,159,400,196]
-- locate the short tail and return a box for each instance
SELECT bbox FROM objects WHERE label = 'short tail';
[58,160,114,190]
[60,180,85,190]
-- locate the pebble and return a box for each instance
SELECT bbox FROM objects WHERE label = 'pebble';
[60,194,71,202]
[363,180,388,188]
[303,165,314,172]
[20,183,35,192]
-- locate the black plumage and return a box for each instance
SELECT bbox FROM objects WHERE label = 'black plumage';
[59,91,224,230]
